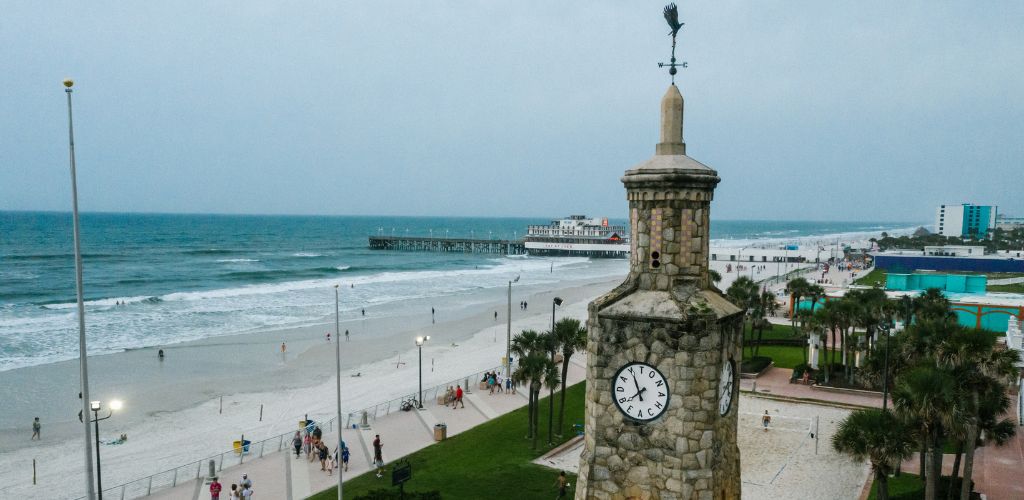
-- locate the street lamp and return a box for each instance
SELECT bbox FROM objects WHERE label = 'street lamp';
[879,320,893,412]
[551,297,563,330]
[506,275,520,380]
[549,297,563,444]
[416,336,430,409]
[333,285,343,499]
[64,78,98,500]
[80,399,122,499]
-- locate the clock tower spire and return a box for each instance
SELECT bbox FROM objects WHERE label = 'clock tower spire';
[575,4,744,499]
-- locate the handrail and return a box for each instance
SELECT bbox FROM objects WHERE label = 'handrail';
[78,364,504,499]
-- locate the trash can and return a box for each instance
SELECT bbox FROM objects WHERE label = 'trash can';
[434,423,447,442]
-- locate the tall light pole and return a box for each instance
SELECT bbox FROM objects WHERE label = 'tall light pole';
[65,78,97,500]
[333,285,343,499]
[549,297,563,444]
[506,275,520,380]
[416,336,430,408]
[80,399,121,500]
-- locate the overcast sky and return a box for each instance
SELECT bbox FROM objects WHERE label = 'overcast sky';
[2,1,1021,222]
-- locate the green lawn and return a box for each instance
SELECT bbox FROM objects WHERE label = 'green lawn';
[854,268,887,287]
[743,322,800,342]
[309,383,585,500]
[988,283,1024,293]
[743,345,805,369]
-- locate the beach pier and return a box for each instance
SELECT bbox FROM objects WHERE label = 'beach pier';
[368,236,526,255]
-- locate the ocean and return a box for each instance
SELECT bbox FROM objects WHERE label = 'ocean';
[0,211,918,372]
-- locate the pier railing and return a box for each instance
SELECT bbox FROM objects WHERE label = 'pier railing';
[83,364,504,499]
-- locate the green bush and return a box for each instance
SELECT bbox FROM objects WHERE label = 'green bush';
[354,490,441,500]
[791,363,810,379]
[740,356,772,374]
[869,474,978,500]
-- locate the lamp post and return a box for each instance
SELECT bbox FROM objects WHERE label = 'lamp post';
[506,276,520,380]
[80,399,122,499]
[548,297,563,444]
[416,336,430,409]
[64,78,98,500]
[333,285,343,499]
[879,321,892,412]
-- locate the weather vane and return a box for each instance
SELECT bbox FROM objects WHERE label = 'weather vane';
[658,3,686,84]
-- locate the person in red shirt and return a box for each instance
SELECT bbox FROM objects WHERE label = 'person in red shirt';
[209,477,222,499]
[452,384,465,409]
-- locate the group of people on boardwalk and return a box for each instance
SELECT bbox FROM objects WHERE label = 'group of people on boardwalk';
[208,472,253,499]
[482,370,509,395]
[290,422,349,478]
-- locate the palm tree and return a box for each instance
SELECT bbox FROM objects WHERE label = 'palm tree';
[541,355,561,446]
[540,330,561,444]
[513,352,547,448]
[552,318,587,438]
[934,329,1020,500]
[727,276,759,356]
[832,409,915,500]
[511,330,543,438]
[892,365,965,500]
[752,291,778,358]
[785,277,810,331]
[709,269,722,286]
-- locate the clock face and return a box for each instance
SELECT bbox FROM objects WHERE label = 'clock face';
[718,360,735,416]
[612,362,670,422]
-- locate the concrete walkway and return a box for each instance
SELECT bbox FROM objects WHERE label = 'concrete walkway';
[740,367,886,410]
[141,359,588,500]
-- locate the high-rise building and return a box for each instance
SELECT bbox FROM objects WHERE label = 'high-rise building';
[935,203,998,238]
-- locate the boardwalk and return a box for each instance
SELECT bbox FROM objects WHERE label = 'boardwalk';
[139,358,587,500]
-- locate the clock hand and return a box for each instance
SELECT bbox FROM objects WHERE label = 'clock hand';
[626,375,643,401]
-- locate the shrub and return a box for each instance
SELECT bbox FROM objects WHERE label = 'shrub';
[740,356,772,374]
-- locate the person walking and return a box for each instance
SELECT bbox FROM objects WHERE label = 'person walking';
[341,444,350,471]
[453,384,465,409]
[345,329,349,340]
[240,484,253,499]
[761,410,772,432]
[291,431,302,458]
[318,442,329,471]
[373,434,384,478]
[228,484,239,500]
[555,470,569,498]
[303,432,312,458]
[209,477,222,500]
[239,473,252,491]
[31,417,40,440]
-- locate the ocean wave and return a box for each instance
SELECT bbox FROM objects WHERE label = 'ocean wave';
[216,258,260,263]
[336,265,351,271]
[710,224,920,248]
[183,249,234,255]
[5,252,118,261]
[220,267,346,282]
[42,295,163,310]
[293,252,322,257]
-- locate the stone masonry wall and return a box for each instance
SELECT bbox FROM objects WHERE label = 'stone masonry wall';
[577,310,742,500]
[627,195,712,291]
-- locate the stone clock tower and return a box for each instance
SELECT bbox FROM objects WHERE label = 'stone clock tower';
[574,80,744,499]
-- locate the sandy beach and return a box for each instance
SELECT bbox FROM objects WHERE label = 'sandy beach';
[0,253,823,498]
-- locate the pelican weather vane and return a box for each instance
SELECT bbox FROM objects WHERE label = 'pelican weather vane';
[658,3,687,84]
